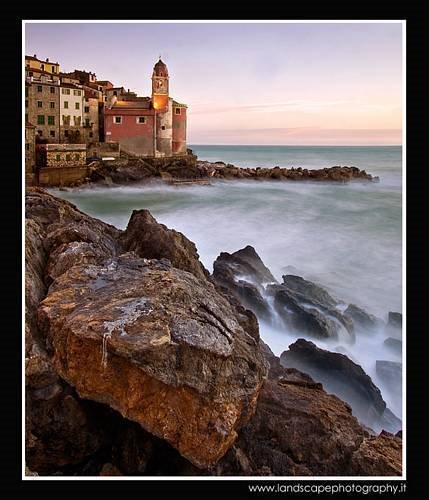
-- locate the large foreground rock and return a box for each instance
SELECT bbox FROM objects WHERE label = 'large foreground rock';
[280,339,401,434]
[37,253,267,468]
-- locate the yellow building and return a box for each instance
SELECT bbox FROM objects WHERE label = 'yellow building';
[25,55,60,75]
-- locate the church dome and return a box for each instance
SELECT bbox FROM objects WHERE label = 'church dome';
[153,58,169,77]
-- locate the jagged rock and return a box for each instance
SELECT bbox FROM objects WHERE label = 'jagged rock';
[119,209,209,281]
[388,312,402,328]
[212,246,276,320]
[376,361,402,396]
[280,339,400,433]
[347,431,402,476]
[383,337,402,355]
[282,274,338,309]
[25,189,401,477]
[344,303,384,332]
[267,275,354,342]
[37,252,267,469]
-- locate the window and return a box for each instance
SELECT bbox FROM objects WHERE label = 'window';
[89,132,93,138]
[64,101,69,109]
[56,154,61,161]
[74,154,80,161]
[29,72,33,77]
[41,64,45,71]
[37,130,42,136]
[37,85,42,92]
[37,115,45,125]
[25,87,28,97]
[37,101,43,108]
[85,118,90,126]
[25,113,28,122]
[25,143,30,151]
[50,86,55,94]
[25,100,28,108]
[62,115,70,125]
[75,102,80,110]
[52,66,56,73]
[50,131,55,138]
[84,106,90,113]
[48,116,55,125]
[113,90,117,96]
[50,101,55,109]
[175,107,181,115]
[161,125,166,130]
[114,116,122,124]
[66,154,71,161]
[137,116,146,124]
[62,88,70,95]
[74,116,81,126]
[73,90,81,96]
[64,130,69,137]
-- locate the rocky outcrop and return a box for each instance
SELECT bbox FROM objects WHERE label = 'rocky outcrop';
[212,246,276,320]
[344,303,384,332]
[280,339,401,434]
[376,361,402,396]
[25,188,401,476]
[215,348,401,476]
[268,276,354,342]
[119,209,209,281]
[384,311,402,339]
[383,337,402,355]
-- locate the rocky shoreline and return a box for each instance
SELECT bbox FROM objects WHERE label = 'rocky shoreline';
[25,188,400,476]
[63,152,380,189]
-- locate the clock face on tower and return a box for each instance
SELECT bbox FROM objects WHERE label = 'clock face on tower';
[155,79,166,92]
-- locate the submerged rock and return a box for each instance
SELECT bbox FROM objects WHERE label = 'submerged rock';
[376,361,402,396]
[280,339,400,434]
[383,337,402,355]
[384,311,402,339]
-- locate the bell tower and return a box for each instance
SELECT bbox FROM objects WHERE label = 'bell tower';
[152,57,169,112]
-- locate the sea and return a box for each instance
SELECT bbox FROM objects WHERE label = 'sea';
[50,145,403,419]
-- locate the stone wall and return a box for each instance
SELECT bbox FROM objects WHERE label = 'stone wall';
[39,166,89,186]
[87,141,120,159]
[46,150,86,168]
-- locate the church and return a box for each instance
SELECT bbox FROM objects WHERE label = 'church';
[104,58,187,157]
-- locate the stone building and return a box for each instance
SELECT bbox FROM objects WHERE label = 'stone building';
[25,55,60,76]
[59,83,84,142]
[25,79,60,143]
[25,122,36,184]
[104,58,187,157]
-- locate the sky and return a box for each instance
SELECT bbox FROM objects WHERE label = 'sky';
[25,22,403,145]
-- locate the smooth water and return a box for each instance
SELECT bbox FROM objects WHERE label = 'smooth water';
[51,145,403,419]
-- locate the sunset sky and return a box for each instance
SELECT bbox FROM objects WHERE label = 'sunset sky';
[25,22,403,145]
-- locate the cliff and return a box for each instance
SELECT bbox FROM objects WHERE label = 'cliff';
[25,188,400,476]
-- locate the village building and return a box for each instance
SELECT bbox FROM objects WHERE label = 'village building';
[43,143,86,167]
[25,122,36,184]
[25,79,60,142]
[25,55,60,76]
[104,58,187,157]
[59,83,84,142]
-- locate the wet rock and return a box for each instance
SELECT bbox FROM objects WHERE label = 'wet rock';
[119,209,209,282]
[280,339,400,433]
[376,361,402,396]
[282,274,338,309]
[384,311,402,339]
[383,337,402,355]
[212,246,276,319]
[344,303,384,332]
[37,253,267,469]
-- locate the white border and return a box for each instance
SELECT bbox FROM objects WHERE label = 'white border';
[22,19,406,481]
